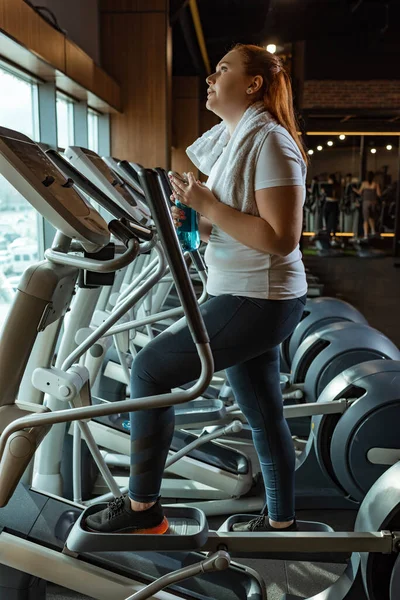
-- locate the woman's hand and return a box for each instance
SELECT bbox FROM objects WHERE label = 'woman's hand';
[169,172,218,216]
[171,204,186,228]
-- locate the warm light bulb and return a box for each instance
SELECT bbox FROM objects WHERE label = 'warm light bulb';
[386,145,393,150]
[339,134,346,140]
[317,146,323,151]
[370,148,377,154]
[327,141,333,146]
[308,149,314,155]
[266,44,277,54]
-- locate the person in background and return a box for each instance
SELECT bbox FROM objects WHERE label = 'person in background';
[323,173,341,241]
[354,171,381,238]
[341,173,359,237]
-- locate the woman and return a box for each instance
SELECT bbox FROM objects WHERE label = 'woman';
[323,174,341,240]
[87,44,308,535]
[354,171,381,238]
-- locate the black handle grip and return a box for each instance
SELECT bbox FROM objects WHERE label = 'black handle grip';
[108,219,139,248]
[156,168,175,206]
[118,161,144,187]
[124,182,147,204]
[190,249,207,273]
[120,218,154,242]
[138,168,209,345]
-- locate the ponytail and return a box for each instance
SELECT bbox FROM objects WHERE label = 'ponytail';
[233,44,308,164]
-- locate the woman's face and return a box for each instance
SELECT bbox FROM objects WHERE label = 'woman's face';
[205,50,257,118]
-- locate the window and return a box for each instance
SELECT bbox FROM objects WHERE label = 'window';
[56,93,74,149]
[0,65,41,328]
[0,65,39,140]
[87,108,100,153]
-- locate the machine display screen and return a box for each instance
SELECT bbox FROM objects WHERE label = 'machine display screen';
[80,149,136,207]
[1,133,90,217]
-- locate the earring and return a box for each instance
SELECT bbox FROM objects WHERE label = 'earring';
[247,88,252,94]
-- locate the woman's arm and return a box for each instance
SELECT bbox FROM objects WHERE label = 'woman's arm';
[198,216,213,243]
[353,182,364,196]
[204,185,304,257]
[376,183,382,198]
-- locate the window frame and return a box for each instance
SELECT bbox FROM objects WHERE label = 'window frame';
[87,106,101,153]
[56,90,76,150]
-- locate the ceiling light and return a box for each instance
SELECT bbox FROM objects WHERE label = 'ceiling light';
[339,134,346,140]
[327,141,333,146]
[370,148,377,154]
[266,44,277,54]
[308,149,314,155]
[386,145,393,150]
[317,146,323,151]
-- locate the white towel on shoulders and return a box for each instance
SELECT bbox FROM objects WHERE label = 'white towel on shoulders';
[186,101,278,216]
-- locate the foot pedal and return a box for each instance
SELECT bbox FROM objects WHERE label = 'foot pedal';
[66,505,208,554]
[218,515,339,562]
[175,399,226,427]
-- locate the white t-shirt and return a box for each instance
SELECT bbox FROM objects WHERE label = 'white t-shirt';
[204,126,308,300]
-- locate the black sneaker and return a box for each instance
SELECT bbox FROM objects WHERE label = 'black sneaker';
[232,515,297,532]
[85,495,169,534]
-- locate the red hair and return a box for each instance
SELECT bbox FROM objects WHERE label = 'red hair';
[233,44,308,163]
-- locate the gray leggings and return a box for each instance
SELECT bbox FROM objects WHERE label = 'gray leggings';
[129,293,306,521]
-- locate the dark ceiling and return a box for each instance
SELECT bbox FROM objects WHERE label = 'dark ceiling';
[171,0,400,133]
[172,0,400,77]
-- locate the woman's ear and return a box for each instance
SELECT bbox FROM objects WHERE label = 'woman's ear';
[252,75,264,93]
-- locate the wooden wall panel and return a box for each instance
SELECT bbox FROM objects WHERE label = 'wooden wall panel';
[91,64,121,111]
[65,39,93,90]
[99,0,166,12]
[0,0,121,112]
[173,76,199,99]
[172,76,200,177]
[0,0,65,71]
[100,4,171,167]
[200,106,221,135]
[0,31,55,81]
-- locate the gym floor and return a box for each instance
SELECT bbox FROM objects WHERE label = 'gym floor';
[47,509,357,600]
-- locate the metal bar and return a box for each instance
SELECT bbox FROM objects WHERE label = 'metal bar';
[351,0,364,14]
[72,422,82,504]
[188,0,211,74]
[116,255,159,304]
[359,135,367,182]
[124,552,230,600]
[85,485,129,506]
[165,421,242,469]
[114,335,131,385]
[393,137,400,262]
[107,269,208,337]
[62,243,166,371]
[45,238,139,273]
[226,399,348,420]
[203,531,393,555]
[283,399,348,419]
[0,342,214,460]
[0,533,174,600]
[77,420,121,498]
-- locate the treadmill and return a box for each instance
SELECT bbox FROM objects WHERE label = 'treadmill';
[0,127,265,600]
